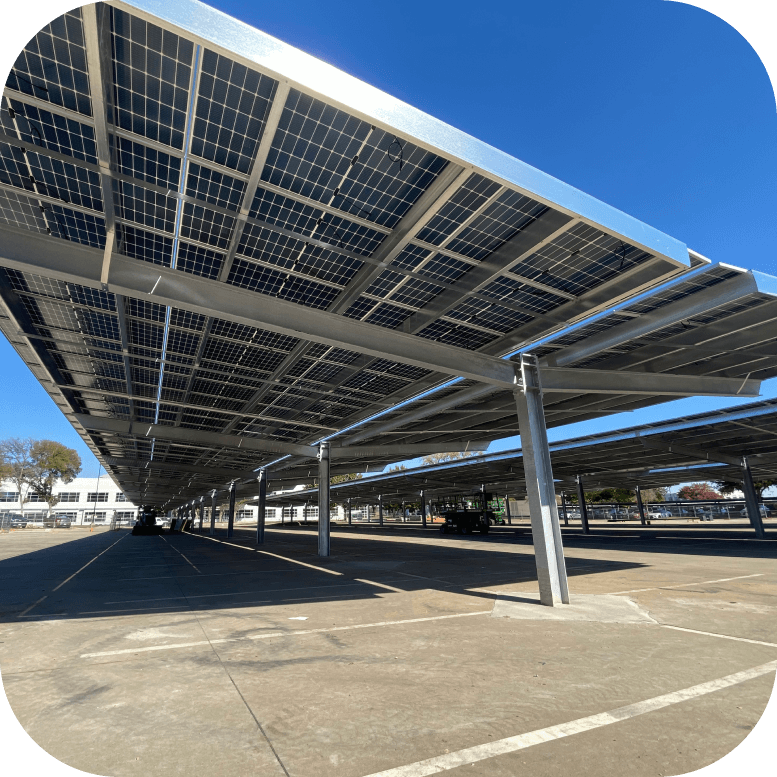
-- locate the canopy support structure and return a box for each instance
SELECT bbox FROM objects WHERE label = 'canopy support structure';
[514,354,569,606]
[318,442,331,557]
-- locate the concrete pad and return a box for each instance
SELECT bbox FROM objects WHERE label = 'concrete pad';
[491,593,656,623]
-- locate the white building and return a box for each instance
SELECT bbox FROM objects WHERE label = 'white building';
[0,476,138,526]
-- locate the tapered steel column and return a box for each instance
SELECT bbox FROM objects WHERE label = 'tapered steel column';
[560,492,568,526]
[635,485,647,526]
[198,497,204,531]
[256,469,267,545]
[347,497,352,525]
[420,489,427,527]
[514,353,569,606]
[378,495,383,526]
[741,456,765,538]
[209,490,217,535]
[575,475,590,534]
[505,493,513,525]
[318,442,331,556]
[227,482,236,538]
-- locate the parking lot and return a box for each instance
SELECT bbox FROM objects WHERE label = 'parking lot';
[0,523,775,777]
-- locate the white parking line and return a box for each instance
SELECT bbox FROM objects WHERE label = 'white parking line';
[609,573,763,595]
[659,624,777,648]
[192,534,343,576]
[360,660,777,777]
[79,610,490,658]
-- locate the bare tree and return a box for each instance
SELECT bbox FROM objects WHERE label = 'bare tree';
[0,437,35,509]
[420,451,481,466]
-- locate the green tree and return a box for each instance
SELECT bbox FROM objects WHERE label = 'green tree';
[331,472,362,485]
[0,437,35,509]
[678,482,721,501]
[24,440,82,518]
[715,479,776,500]
[568,487,635,504]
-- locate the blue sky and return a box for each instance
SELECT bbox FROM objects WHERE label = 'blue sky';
[1,0,775,479]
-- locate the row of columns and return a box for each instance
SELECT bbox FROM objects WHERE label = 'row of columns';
[168,351,768,609]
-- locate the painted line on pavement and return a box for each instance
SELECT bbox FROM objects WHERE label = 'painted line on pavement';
[17,533,127,617]
[192,533,343,576]
[360,660,777,777]
[659,624,777,648]
[80,610,490,658]
[609,573,763,595]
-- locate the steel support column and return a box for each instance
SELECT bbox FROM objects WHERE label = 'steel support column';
[560,492,568,526]
[514,353,569,606]
[505,494,513,525]
[378,495,383,527]
[741,456,766,539]
[318,442,331,557]
[209,490,217,535]
[635,485,647,526]
[227,482,236,538]
[256,469,267,545]
[420,489,427,527]
[347,497,352,525]
[575,475,590,534]
[198,497,204,531]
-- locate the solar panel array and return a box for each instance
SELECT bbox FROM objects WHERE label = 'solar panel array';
[0,3,725,506]
[270,399,777,503]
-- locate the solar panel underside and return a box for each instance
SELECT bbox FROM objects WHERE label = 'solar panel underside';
[0,3,719,504]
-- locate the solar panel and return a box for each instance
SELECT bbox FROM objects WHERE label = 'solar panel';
[0,0,733,507]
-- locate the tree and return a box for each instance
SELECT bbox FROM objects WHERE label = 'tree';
[640,487,667,503]
[421,451,481,466]
[24,440,82,517]
[677,482,721,501]
[386,463,407,472]
[0,437,35,508]
[331,472,362,485]
[715,479,776,500]
[568,487,635,504]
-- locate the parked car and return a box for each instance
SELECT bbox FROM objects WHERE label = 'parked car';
[607,509,631,522]
[44,515,72,528]
[5,514,27,529]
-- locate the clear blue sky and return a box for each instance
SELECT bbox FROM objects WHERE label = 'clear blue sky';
[1,0,775,478]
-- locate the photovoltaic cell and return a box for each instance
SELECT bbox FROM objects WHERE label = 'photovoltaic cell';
[192,50,277,174]
[177,241,223,279]
[179,201,235,249]
[112,135,181,189]
[446,189,548,261]
[113,180,176,232]
[479,276,568,314]
[26,151,102,210]
[4,97,97,165]
[116,222,173,266]
[5,9,91,116]
[110,7,193,149]
[391,244,472,284]
[416,173,501,246]
[512,222,651,298]
[186,162,245,211]
[333,127,448,229]
[446,299,532,333]
[416,320,498,350]
[227,258,339,309]
[44,203,106,248]
[262,89,370,207]
[0,189,48,233]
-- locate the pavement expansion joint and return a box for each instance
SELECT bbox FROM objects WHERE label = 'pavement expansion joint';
[491,593,657,623]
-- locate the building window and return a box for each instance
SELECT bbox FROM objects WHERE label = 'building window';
[84,512,107,523]
[55,512,77,519]
[115,511,135,521]
[27,492,44,502]
[236,510,253,519]
[0,492,19,502]
[57,492,80,502]
[86,492,108,503]
[115,493,127,502]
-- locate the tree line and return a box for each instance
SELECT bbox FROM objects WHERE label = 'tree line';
[0,438,81,516]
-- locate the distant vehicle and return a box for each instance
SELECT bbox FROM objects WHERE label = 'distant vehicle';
[6,514,27,529]
[45,515,72,528]
[607,509,631,522]
[434,493,492,535]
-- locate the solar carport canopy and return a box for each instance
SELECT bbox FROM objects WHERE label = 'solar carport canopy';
[271,398,777,502]
[1,0,773,510]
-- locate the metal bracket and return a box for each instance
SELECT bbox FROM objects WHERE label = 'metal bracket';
[513,352,543,396]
